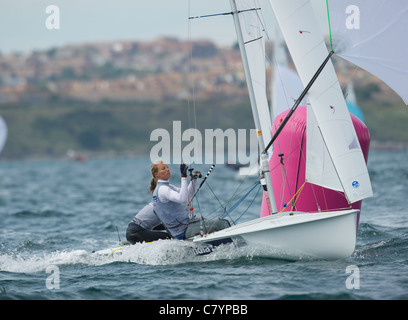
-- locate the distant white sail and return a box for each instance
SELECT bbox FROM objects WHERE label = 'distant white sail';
[0,116,7,154]
[272,63,304,120]
[346,83,365,122]
[268,0,373,203]
[326,0,408,105]
[272,29,305,120]
[234,0,272,151]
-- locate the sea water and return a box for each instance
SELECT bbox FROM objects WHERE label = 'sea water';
[0,150,407,300]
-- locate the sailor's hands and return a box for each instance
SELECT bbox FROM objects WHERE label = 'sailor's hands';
[180,162,188,177]
[192,171,202,179]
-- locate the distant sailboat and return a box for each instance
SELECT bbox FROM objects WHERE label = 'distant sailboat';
[271,27,305,120]
[0,116,8,155]
[346,83,364,122]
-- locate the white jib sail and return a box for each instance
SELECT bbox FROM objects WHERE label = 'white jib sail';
[306,102,343,192]
[234,0,272,152]
[268,0,373,203]
[326,0,408,105]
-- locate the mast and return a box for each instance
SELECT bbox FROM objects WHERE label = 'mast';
[229,0,277,214]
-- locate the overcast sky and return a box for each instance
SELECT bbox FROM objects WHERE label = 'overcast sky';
[0,0,328,53]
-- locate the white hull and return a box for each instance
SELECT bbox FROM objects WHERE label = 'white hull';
[192,209,359,260]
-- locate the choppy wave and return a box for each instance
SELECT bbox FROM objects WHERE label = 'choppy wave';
[10,210,72,218]
[354,223,408,261]
[1,154,408,300]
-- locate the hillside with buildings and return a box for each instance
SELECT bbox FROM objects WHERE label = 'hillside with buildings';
[0,37,407,159]
[0,38,246,104]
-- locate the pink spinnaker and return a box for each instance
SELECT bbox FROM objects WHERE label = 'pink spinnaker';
[260,106,370,226]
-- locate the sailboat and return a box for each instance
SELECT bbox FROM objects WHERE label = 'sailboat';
[189,0,408,260]
[345,83,364,122]
[95,0,407,260]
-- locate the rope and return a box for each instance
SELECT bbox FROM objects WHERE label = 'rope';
[220,180,261,220]
[207,168,258,219]
[204,181,225,213]
[189,178,261,232]
[193,178,261,226]
[231,182,262,224]
[279,182,306,213]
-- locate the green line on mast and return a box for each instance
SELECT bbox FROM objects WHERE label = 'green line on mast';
[326,0,334,51]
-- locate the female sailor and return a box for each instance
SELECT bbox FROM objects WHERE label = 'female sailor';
[150,160,199,240]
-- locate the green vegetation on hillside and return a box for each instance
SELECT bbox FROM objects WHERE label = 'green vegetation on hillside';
[0,98,255,159]
[356,84,408,143]
[0,85,407,160]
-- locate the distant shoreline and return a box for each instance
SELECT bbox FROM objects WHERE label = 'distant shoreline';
[0,140,406,163]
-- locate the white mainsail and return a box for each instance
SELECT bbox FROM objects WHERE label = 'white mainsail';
[231,0,277,213]
[268,0,373,204]
[326,0,408,105]
[233,0,272,151]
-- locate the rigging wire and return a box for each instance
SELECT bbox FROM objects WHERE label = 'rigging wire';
[188,8,261,21]
[204,179,262,224]
[187,0,199,165]
[224,181,262,224]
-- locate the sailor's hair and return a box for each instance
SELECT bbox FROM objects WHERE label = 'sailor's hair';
[149,160,164,193]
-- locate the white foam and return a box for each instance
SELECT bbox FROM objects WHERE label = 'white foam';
[0,249,90,273]
[92,239,262,265]
[1,238,291,273]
